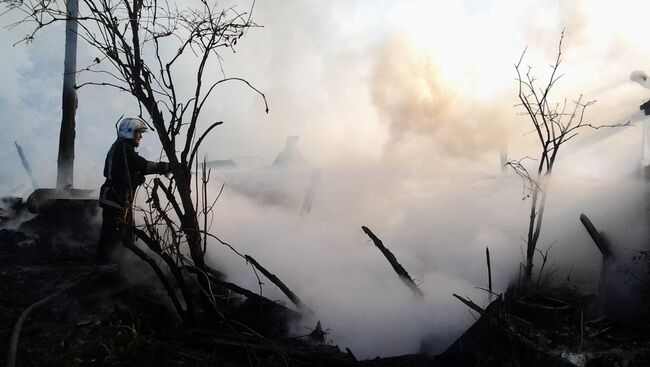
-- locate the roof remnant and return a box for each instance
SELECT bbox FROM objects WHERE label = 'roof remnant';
[272,136,307,167]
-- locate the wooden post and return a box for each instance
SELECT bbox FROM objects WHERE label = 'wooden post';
[56,0,79,189]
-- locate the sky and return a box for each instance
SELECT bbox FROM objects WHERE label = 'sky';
[1,0,649,358]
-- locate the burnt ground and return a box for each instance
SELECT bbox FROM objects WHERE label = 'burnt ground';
[2,208,650,366]
[0,222,350,366]
[0,208,439,367]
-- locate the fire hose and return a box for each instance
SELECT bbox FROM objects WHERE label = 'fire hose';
[5,273,94,367]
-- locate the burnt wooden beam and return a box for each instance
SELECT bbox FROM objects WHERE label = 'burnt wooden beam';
[361,226,424,298]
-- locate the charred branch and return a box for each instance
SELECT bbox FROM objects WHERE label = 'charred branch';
[361,226,424,298]
[486,247,493,299]
[452,294,486,316]
[579,213,615,300]
[130,223,196,322]
[579,213,614,260]
[244,254,311,313]
[121,236,189,323]
[535,241,558,289]
[13,141,39,189]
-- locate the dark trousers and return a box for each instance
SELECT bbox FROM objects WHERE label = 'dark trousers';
[97,206,134,265]
[97,207,122,264]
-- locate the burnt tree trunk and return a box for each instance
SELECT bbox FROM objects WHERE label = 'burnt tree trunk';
[56,0,78,189]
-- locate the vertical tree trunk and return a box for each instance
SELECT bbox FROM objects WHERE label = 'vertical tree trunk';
[524,187,539,282]
[56,0,78,189]
[524,181,549,283]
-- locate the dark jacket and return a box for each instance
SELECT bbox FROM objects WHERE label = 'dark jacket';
[99,138,167,211]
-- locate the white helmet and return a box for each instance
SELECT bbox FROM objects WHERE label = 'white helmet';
[117,117,148,139]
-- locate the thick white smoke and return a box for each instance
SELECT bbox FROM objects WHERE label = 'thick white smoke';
[199,153,647,357]
[1,0,650,359]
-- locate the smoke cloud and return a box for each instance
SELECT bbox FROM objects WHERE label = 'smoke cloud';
[202,163,647,357]
[368,32,510,170]
[1,0,649,359]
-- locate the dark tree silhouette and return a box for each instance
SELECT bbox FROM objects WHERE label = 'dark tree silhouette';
[510,30,626,283]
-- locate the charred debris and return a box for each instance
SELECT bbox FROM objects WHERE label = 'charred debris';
[2,173,650,367]
[2,87,650,367]
[1,132,650,367]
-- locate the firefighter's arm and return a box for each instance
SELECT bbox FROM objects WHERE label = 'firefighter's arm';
[144,161,170,175]
[123,144,169,175]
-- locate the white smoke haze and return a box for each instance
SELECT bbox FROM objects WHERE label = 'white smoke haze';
[203,168,524,357]
[199,160,647,357]
[2,0,650,359]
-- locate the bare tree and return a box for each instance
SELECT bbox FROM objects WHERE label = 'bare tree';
[1,0,270,320]
[56,0,78,189]
[510,30,626,283]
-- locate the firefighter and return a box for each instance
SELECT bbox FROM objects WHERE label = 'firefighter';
[97,117,170,271]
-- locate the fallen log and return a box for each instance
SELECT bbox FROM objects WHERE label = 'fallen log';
[361,226,423,298]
